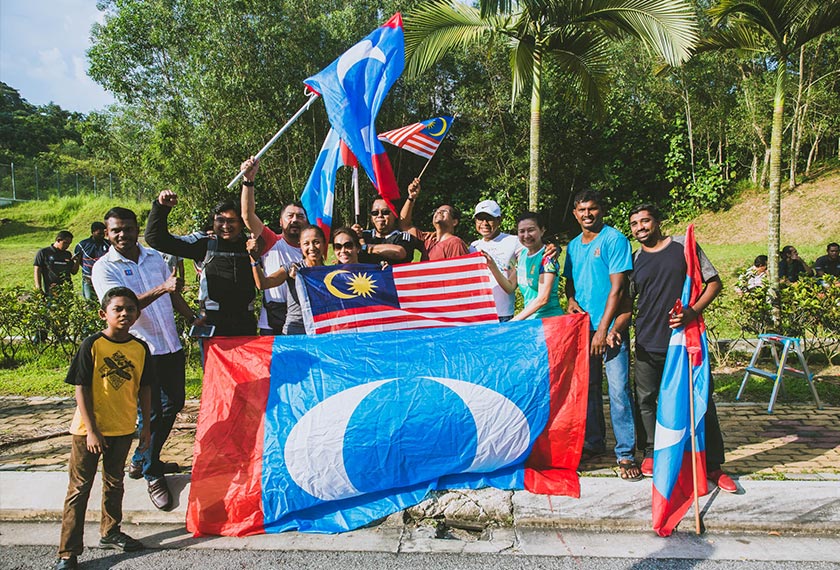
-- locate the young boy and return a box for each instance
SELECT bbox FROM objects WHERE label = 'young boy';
[55,287,154,570]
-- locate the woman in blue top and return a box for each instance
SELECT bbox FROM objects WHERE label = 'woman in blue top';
[483,212,563,321]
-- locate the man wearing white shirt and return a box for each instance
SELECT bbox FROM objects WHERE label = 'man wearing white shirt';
[469,200,522,322]
[92,207,197,511]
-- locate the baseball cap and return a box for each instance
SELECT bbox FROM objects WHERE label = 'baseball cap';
[474,200,501,218]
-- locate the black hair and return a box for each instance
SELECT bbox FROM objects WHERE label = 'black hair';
[781,245,795,257]
[828,242,839,250]
[516,211,545,229]
[572,189,605,209]
[210,200,245,229]
[104,207,138,224]
[100,286,140,311]
[331,227,361,249]
[628,203,662,222]
[753,255,768,267]
[280,201,308,218]
[55,230,73,242]
[300,224,326,242]
[438,204,461,221]
[91,221,106,232]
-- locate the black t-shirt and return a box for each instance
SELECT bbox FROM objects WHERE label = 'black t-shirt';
[34,245,74,288]
[814,255,840,277]
[779,259,808,282]
[630,236,717,353]
[360,229,420,265]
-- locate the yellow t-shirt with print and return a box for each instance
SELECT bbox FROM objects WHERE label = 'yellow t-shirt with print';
[66,332,154,436]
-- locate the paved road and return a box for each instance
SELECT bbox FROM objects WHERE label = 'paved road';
[3,544,839,570]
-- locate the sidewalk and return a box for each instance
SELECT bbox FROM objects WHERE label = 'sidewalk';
[1,397,838,536]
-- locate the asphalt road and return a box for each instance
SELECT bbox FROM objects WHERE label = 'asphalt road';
[4,546,840,570]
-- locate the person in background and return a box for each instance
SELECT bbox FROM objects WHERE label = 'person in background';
[739,255,768,291]
[34,230,79,295]
[74,222,110,300]
[399,178,469,261]
[778,245,814,282]
[352,196,420,266]
[814,242,840,277]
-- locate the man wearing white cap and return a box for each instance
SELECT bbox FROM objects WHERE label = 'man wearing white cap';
[469,200,522,322]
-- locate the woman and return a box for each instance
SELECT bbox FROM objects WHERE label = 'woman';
[484,212,564,320]
[247,225,327,335]
[331,227,362,265]
[779,245,813,283]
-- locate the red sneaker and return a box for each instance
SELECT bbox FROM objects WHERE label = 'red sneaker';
[708,469,737,493]
[641,457,653,477]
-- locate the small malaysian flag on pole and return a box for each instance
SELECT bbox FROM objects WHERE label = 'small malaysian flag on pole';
[379,115,454,160]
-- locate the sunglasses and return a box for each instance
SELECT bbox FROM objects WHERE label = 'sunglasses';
[214,217,239,226]
[333,241,356,251]
[370,209,392,216]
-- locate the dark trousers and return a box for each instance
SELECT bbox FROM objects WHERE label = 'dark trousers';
[133,350,185,481]
[634,346,725,470]
[205,310,256,336]
[58,434,133,558]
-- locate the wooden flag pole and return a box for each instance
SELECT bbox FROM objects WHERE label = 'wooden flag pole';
[687,363,702,535]
[352,166,360,226]
[226,92,320,189]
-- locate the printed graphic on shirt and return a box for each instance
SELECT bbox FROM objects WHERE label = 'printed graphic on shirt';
[99,351,135,390]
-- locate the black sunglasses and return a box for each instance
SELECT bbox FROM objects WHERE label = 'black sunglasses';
[370,209,392,216]
[333,241,356,251]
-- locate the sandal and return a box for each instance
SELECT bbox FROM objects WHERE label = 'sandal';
[618,459,644,481]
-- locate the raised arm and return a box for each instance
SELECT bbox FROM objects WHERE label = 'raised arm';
[240,156,266,237]
[399,178,420,235]
[145,191,208,261]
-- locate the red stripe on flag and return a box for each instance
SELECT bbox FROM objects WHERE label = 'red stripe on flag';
[652,450,708,536]
[187,336,272,537]
[314,311,499,334]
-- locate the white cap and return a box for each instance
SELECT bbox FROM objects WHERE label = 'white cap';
[474,199,501,218]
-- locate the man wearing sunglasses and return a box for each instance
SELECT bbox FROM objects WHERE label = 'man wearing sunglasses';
[399,178,469,261]
[352,197,421,265]
[145,190,256,337]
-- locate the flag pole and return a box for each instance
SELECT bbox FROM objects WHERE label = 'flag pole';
[687,363,702,535]
[416,114,457,180]
[352,166,360,225]
[226,92,320,189]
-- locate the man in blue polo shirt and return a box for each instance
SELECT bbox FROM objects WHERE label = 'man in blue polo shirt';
[563,190,640,481]
[74,222,110,300]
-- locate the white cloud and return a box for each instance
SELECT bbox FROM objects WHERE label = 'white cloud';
[30,47,69,80]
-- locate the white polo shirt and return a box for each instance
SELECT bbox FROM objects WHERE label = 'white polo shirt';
[470,232,523,318]
[91,244,182,356]
[258,231,303,330]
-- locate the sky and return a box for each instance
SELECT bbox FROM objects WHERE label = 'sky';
[0,0,116,113]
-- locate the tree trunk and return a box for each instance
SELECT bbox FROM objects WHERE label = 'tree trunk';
[760,147,770,188]
[751,149,758,184]
[789,45,805,189]
[528,49,542,211]
[767,58,787,329]
[806,132,821,176]
[682,79,696,184]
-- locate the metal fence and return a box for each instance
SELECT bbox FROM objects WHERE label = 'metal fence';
[0,161,154,203]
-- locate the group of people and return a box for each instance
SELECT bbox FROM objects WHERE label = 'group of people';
[52,156,743,569]
[740,242,839,290]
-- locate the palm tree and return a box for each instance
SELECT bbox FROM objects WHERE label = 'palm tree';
[701,0,840,325]
[405,0,699,210]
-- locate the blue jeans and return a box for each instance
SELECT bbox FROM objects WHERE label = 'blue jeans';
[133,350,185,481]
[584,332,636,462]
[81,277,96,301]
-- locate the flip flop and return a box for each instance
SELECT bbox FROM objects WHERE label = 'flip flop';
[618,459,644,481]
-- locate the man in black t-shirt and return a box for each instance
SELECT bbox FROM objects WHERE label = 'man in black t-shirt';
[351,197,421,265]
[628,204,736,494]
[34,230,79,295]
[815,242,840,277]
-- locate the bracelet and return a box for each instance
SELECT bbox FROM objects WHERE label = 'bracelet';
[242,180,255,187]
[407,197,415,202]
[251,261,260,267]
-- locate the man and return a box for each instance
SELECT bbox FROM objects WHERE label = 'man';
[351,197,421,266]
[34,231,79,295]
[815,242,840,277]
[145,191,256,336]
[563,190,640,480]
[92,207,197,511]
[468,199,522,322]
[74,222,110,300]
[628,203,736,493]
[399,178,469,260]
[239,156,305,335]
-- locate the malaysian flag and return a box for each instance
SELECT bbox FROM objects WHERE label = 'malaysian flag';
[378,116,454,159]
[296,253,499,334]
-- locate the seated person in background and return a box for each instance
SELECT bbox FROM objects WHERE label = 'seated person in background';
[145,191,256,336]
[815,243,840,277]
[399,178,469,261]
[739,255,768,291]
[778,245,814,283]
[351,197,420,265]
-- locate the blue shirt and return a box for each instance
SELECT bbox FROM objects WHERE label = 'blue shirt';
[563,225,632,329]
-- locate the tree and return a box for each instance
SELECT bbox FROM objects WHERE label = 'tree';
[404,0,699,210]
[702,0,840,325]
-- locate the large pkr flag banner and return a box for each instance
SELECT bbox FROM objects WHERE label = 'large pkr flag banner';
[652,224,710,536]
[297,253,499,334]
[186,314,589,536]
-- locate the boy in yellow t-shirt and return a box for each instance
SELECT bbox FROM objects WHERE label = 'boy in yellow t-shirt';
[55,287,153,570]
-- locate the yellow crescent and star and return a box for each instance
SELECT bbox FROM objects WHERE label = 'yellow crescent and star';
[428,117,448,137]
[324,270,378,299]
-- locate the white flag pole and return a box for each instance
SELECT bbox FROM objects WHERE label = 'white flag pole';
[226,92,320,189]
[352,166,360,226]
[416,114,457,180]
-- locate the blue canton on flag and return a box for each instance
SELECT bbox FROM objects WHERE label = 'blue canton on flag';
[378,115,454,159]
